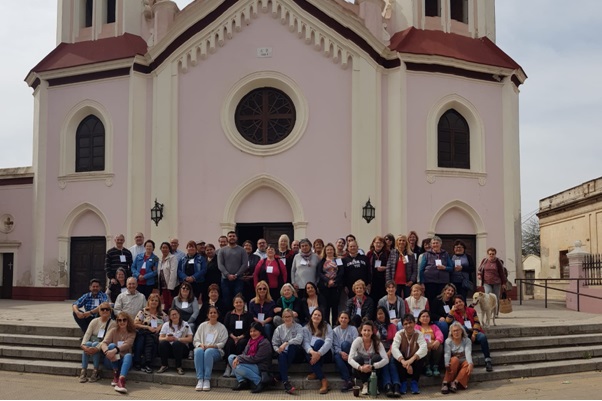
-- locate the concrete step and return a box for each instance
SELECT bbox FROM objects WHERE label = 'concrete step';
[1,356,601,391]
[486,323,602,339]
[0,323,80,338]
[472,344,602,365]
[488,332,602,350]
[0,333,80,348]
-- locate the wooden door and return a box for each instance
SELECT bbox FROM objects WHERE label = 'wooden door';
[1,253,14,299]
[70,237,106,299]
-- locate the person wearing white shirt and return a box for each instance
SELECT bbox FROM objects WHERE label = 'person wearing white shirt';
[193,306,228,391]
[391,314,428,395]
[348,320,388,395]
[129,232,145,260]
[157,309,193,375]
[113,277,146,319]
[254,238,267,259]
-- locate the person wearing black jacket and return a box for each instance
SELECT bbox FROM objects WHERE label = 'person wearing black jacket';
[317,243,345,325]
[367,236,390,304]
[222,294,255,377]
[343,241,371,297]
[242,241,261,303]
[450,240,476,300]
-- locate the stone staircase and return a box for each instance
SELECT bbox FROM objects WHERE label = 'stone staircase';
[0,322,601,391]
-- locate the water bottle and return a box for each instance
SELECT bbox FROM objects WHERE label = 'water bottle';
[369,368,378,397]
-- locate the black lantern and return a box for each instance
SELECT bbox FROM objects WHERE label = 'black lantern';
[362,198,375,224]
[150,198,164,226]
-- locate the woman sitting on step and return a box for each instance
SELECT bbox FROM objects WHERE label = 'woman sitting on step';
[441,322,473,394]
[222,293,254,377]
[272,308,305,394]
[229,322,273,394]
[332,311,359,392]
[348,320,389,396]
[133,293,167,373]
[100,312,136,394]
[79,302,115,383]
[302,308,333,394]
[193,306,228,391]
[156,308,193,375]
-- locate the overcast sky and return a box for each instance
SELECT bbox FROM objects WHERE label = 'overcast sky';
[1,0,600,219]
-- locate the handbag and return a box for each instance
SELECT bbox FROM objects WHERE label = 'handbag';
[499,291,513,314]
[461,272,474,291]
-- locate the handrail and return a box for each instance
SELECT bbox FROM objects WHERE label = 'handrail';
[514,278,602,312]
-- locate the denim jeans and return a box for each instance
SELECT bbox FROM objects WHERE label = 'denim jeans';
[333,341,352,381]
[277,344,299,382]
[81,341,101,369]
[380,356,401,386]
[105,343,133,377]
[221,278,244,308]
[306,339,326,380]
[435,321,449,339]
[474,332,491,360]
[484,283,502,316]
[194,347,221,380]
[228,354,261,385]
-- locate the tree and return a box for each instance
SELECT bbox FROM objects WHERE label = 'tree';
[522,217,540,256]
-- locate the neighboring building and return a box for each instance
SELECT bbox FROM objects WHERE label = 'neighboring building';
[0,0,526,300]
[538,176,602,279]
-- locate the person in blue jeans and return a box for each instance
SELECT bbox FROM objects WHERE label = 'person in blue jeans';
[271,308,304,394]
[230,322,273,394]
[79,302,114,383]
[100,312,136,394]
[332,311,359,392]
[193,306,228,391]
[302,308,334,394]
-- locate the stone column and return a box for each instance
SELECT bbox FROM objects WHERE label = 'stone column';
[566,240,587,310]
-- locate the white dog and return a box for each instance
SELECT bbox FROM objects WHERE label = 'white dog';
[472,291,497,327]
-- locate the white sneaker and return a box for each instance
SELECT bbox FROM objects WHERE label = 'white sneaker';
[202,379,211,391]
[195,379,203,391]
[361,383,369,395]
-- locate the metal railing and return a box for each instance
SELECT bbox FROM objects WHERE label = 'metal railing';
[584,254,602,285]
[514,278,602,312]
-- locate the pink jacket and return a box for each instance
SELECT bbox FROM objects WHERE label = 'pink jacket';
[415,323,444,343]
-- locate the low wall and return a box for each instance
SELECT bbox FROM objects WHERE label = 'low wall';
[566,286,602,313]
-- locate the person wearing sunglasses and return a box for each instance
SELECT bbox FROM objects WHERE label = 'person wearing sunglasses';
[248,281,276,340]
[79,302,115,383]
[100,312,136,394]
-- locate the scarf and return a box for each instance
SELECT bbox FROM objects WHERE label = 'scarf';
[354,295,366,310]
[247,335,264,357]
[300,250,312,260]
[281,295,296,310]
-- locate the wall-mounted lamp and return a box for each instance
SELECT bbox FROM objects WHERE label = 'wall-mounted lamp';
[362,198,375,224]
[150,198,164,226]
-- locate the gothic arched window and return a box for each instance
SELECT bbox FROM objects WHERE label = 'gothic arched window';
[75,115,105,172]
[437,109,470,169]
[235,87,296,145]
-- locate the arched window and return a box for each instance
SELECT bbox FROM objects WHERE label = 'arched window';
[235,87,296,145]
[438,109,470,169]
[75,115,105,172]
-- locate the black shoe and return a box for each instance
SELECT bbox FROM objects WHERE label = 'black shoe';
[385,384,394,398]
[393,383,402,398]
[142,365,153,374]
[485,360,493,372]
[251,382,265,394]
[232,380,250,391]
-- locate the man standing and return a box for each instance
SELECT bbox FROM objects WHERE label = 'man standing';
[170,237,186,262]
[343,240,371,297]
[72,278,109,333]
[254,238,268,260]
[114,277,146,318]
[129,232,145,259]
[105,234,133,287]
[217,231,248,303]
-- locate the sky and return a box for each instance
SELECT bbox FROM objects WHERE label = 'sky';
[1,0,600,220]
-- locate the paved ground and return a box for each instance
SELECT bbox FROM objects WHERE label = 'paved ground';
[2,298,602,329]
[1,369,601,399]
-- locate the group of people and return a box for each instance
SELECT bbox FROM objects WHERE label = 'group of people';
[72,230,509,395]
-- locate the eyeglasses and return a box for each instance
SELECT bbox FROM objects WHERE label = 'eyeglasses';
[100,308,111,312]
[181,287,190,291]
[117,319,127,322]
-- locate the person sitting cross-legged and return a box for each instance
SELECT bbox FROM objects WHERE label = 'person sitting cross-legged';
[72,278,109,334]
[391,314,427,395]
[229,322,273,394]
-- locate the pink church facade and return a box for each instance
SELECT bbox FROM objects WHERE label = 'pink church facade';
[0,0,525,300]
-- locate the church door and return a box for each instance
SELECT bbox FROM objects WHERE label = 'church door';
[1,253,14,299]
[70,237,106,299]
[236,223,294,252]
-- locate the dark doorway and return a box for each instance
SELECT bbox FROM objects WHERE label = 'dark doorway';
[438,234,477,291]
[1,253,14,299]
[236,223,294,252]
[70,237,107,299]
[525,270,535,297]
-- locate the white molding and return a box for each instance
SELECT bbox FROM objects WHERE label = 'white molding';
[57,173,115,189]
[425,93,486,178]
[221,71,309,156]
[170,0,359,74]
[27,59,137,86]
[221,174,307,238]
[58,99,114,179]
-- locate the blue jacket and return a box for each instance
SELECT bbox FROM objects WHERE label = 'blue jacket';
[178,253,207,283]
[419,249,453,284]
[131,253,159,286]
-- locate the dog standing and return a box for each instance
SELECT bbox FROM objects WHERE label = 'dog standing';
[472,291,497,327]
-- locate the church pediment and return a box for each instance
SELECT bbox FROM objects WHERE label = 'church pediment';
[146,0,400,73]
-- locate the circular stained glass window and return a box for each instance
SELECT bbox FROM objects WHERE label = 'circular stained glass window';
[235,87,296,145]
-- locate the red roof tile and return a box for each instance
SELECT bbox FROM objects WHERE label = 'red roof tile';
[389,27,522,71]
[31,33,148,73]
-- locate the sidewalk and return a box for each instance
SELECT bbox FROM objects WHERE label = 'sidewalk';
[2,298,602,329]
[0,369,601,399]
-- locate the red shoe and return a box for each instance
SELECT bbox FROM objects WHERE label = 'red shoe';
[111,371,119,386]
[114,377,127,393]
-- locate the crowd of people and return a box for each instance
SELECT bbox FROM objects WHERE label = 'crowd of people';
[72,230,508,395]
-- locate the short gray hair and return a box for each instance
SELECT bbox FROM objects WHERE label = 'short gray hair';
[431,235,442,243]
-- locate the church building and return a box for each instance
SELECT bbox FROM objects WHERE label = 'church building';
[0,0,526,300]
